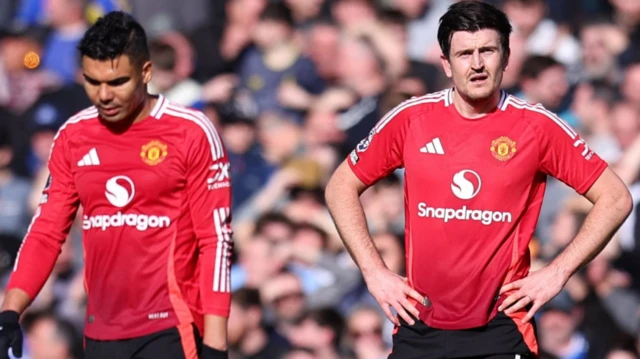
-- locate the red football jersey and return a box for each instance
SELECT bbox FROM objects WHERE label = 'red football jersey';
[349,89,607,330]
[8,96,233,342]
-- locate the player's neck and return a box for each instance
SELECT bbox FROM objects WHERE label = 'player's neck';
[451,89,501,119]
[131,95,157,124]
[106,95,157,132]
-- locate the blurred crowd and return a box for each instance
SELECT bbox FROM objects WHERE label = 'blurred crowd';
[1,0,640,358]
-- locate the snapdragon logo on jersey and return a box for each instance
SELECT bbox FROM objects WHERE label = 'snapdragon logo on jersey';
[82,176,171,231]
[417,169,512,225]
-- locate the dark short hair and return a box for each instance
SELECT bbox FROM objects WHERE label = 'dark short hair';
[232,288,262,309]
[254,212,295,236]
[437,1,512,59]
[294,222,329,250]
[501,0,545,6]
[78,11,150,66]
[259,3,294,27]
[149,40,176,71]
[378,8,407,27]
[519,55,562,80]
[298,308,345,348]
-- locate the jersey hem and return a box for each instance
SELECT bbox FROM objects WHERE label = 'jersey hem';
[83,318,182,341]
[418,307,500,330]
[348,159,373,187]
[418,317,497,330]
[202,306,231,318]
[575,159,608,195]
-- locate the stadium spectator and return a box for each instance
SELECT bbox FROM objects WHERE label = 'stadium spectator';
[228,288,290,359]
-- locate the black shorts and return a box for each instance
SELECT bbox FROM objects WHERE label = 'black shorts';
[389,311,538,359]
[85,323,202,359]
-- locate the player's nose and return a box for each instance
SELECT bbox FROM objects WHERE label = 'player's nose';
[98,84,115,103]
[471,51,484,70]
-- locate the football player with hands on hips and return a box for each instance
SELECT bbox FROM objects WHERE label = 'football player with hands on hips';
[325,1,632,358]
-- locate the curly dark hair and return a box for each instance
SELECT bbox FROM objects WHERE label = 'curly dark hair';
[77,11,149,66]
[437,1,512,60]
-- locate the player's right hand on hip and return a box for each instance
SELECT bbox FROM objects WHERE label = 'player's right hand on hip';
[0,311,23,359]
[364,268,426,326]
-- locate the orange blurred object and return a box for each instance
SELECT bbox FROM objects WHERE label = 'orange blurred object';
[24,51,40,69]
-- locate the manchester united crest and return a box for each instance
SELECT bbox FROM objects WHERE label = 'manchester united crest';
[140,140,168,166]
[490,136,516,161]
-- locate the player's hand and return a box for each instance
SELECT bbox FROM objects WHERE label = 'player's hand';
[200,344,228,359]
[0,310,23,359]
[364,268,426,326]
[498,264,568,323]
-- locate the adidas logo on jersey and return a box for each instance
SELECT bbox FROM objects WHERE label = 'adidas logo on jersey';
[78,148,101,166]
[420,138,444,155]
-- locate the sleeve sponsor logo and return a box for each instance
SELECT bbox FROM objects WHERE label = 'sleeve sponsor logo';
[208,162,231,190]
[356,128,376,153]
[40,175,52,203]
[573,138,594,160]
[43,175,52,190]
[349,150,359,165]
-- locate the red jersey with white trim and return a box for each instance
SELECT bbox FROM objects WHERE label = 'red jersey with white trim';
[348,89,607,330]
[8,95,233,340]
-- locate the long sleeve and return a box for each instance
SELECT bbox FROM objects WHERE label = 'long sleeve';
[185,121,233,317]
[7,129,80,300]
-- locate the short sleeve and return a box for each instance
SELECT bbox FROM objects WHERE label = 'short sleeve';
[533,108,608,194]
[348,102,412,186]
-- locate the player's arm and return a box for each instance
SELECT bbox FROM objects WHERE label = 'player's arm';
[325,102,424,326]
[0,129,79,359]
[500,109,632,322]
[184,120,232,356]
[2,129,79,312]
[550,168,631,280]
[325,161,386,279]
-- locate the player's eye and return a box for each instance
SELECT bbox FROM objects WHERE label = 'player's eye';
[108,78,130,86]
[84,77,100,86]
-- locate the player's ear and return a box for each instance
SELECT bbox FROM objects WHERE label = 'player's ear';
[502,47,511,72]
[141,60,152,85]
[440,53,453,78]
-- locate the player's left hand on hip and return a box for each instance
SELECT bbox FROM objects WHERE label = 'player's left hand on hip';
[497,264,568,323]
[201,344,228,359]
